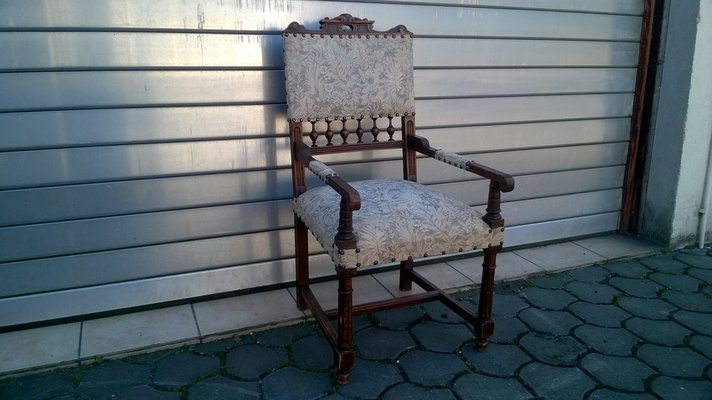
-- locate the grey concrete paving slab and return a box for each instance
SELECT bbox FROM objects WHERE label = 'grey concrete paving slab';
[3,242,712,400]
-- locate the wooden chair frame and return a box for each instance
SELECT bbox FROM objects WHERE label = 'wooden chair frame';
[285,14,514,384]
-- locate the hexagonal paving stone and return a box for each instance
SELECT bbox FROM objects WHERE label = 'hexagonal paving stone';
[636,344,710,378]
[493,293,530,317]
[673,310,712,335]
[153,352,219,387]
[461,343,530,376]
[254,323,313,346]
[452,373,532,400]
[526,273,573,289]
[662,291,712,312]
[639,255,688,274]
[188,376,260,400]
[490,316,528,344]
[420,302,464,323]
[338,359,402,399]
[687,268,712,284]
[192,339,237,356]
[617,296,678,320]
[398,350,467,387]
[565,281,621,304]
[651,376,712,400]
[625,318,692,345]
[587,389,656,400]
[518,308,582,335]
[675,253,712,270]
[113,385,181,400]
[573,325,640,356]
[689,335,712,359]
[382,383,456,400]
[581,354,655,391]
[567,266,610,282]
[520,287,576,310]
[354,327,415,360]
[649,272,703,292]
[0,371,75,400]
[292,335,332,370]
[262,367,331,400]
[410,320,472,352]
[568,302,631,327]
[519,332,587,366]
[77,360,151,399]
[608,277,662,298]
[225,345,288,380]
[604,261,651,279]
[373,307,424,330]
[519,363,595,400]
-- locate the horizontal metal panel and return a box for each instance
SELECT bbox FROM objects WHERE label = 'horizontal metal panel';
[0,1,641,40]
[0,228,323,298]
[0,138,292,189]
[435,166,625,205]
[0,105,289,151]
[0,254,335,328]
[0,105,630,152]
[417,39,639,67]
[323,142,628,185]
[1,134,627,190]
[0,200,294,263]
[494,189,622,226]
[0,212,619,328]
[0,161,625,228]
[422,118,631,152]
[0,33,638,70]
[0,70,286,112]
[362,0,643,14]
[0,167,624,262]
[416,68,637,98]
[0,68,636,112]
[0,169,294,227]
[418,94,634,127]
[504,212,619,247]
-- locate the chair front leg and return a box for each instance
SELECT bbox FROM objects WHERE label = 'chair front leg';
[335,267,357,384]
[294,216,310,310]
[476,246,500,350]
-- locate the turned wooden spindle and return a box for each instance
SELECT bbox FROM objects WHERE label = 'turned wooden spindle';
[371,117,380,142]
[309,121,318,147]
[340,117,349,144]
[325,119,334,146]
[386,116,396,141]
[356,118,364,143]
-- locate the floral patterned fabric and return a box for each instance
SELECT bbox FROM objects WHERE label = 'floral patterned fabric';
[294,179,504,269]
[434,149,470,170]
[283,34,415,122]
[307,159,337,183]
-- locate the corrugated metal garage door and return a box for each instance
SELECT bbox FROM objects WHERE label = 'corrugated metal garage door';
[0,0,644,329]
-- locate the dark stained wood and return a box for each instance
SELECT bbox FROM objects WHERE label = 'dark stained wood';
[476,246,500,351]
[285,15,514,384]
[621,0,658,232]
[399,259,413,291]
[336,268,357,384]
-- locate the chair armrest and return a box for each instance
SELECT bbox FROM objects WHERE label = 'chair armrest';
[295,142,361,210]
[407,135,515,192]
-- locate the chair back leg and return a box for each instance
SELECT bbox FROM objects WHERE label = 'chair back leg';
[398,259,414,291]
[294,216,310,310]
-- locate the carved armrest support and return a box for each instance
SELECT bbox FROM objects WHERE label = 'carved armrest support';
[294,142,361,249]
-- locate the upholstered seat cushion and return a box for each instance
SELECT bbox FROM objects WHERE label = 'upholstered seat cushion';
[294,179,503,269]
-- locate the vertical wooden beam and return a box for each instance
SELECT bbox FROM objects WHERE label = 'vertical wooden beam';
[621,0,659,232]
[402,115,417,182]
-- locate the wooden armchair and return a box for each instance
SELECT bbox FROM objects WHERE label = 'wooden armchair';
[283,14,514,383]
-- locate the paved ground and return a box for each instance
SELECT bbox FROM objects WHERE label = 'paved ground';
[1,248,711,399]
